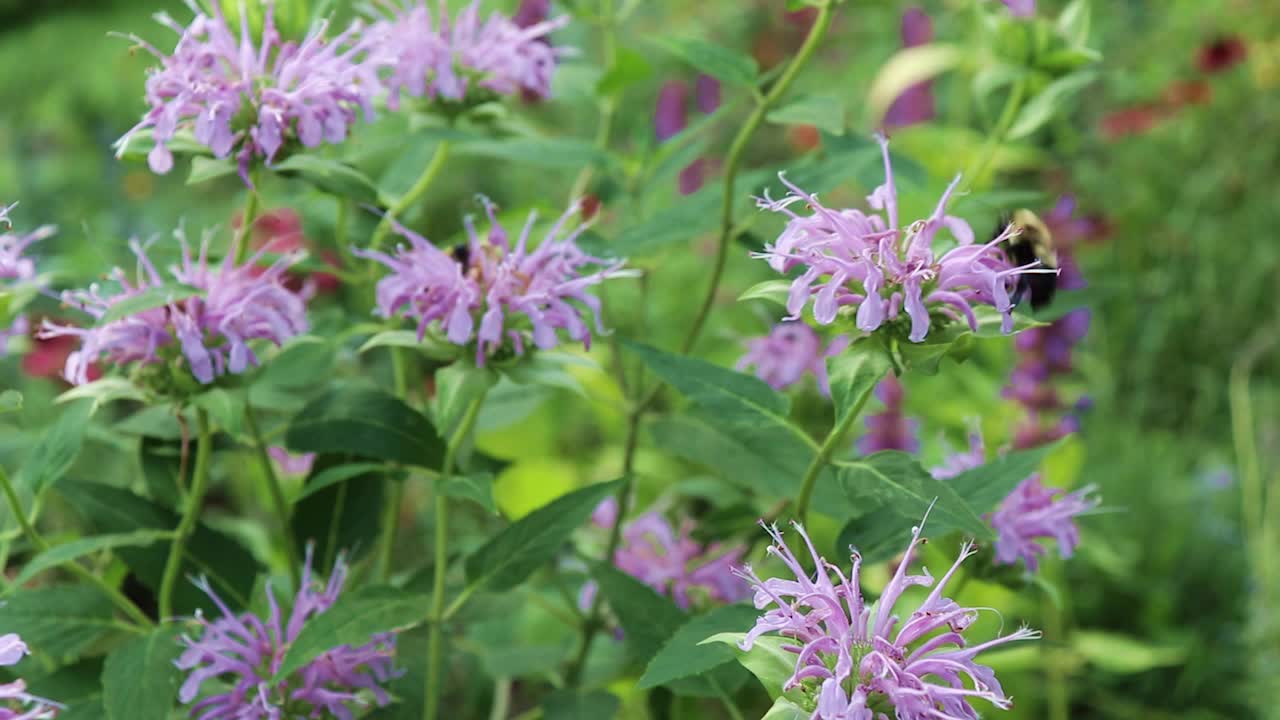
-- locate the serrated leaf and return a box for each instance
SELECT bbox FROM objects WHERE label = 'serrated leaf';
[285,386,445,468]
[639,604,759,688]
[593,564,686,663]
[701,633,805,704]
[97,284,203,325]
[17,399,92,495]
[102,626,182,720]
[622,340,791,422]
[0,586,115,659]
[542,689,621,720]
[652,36,758,87]
[15,530,173,585]
[867,44,963,125]
[273,585,429,682]
[296,461,389,501]
[466,480,621,591]
[826,344,891,431]
[440,473,497,514]
[358,329,461,361]
[766,94,847,135]
[1007,70,1098,139]
[737,279,792,306]
[274,154,380,205]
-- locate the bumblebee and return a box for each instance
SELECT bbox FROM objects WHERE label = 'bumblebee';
[997,209,1058,310]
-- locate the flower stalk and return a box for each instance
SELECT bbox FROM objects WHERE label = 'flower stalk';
[243,404,303,592]
[159,407,213,619]
[795,378,879,526]
[370,139,452,254]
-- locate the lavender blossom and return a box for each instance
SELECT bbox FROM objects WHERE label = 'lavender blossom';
[735,516,1038,719]
[989,476,1097,571]
[1000,0,1035,17]
[737,323,849,395]
[356,199,630,366]
[930,427,986,480]
[696,74,722,115]
[0,634,61,720]
[858,376,920,454]
[883,8,936,128]
[268,447,316,476]
[177,550,400,720]
[40,229,308,386]
[371,0,569,107]
[0,210,54,356]
[117,1,382,183]
[754,135,1050,343]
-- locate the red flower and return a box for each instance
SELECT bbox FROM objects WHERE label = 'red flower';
[1197,35,1247,74]
[22,329,101,383]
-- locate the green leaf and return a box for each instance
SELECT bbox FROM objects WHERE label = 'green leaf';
[766,94,847,136]
[15,530,173,585]
[55,378,148,411]
[542,689,621,720]
[292,458,387,567]
[285,386,445,468]
[455,137,611,170]
[466,480,622,591]
[102,627,182,720]
[440,473,497,514]
[17,399,93,495]
[296,461,389,501]
[432,363,496,440]
[1007,70,1098,139]
[639,604,759,688]
[948,441,1062,513]
[274,585,430,682]
[0,390,22,414]
[737,279,792,306]
[623,340,791,423]
[651,36,758,87]
[896,308,1045,375]
[866,44,963,125]
[187,156,237,185]
[501,352,593,398]
[191,387,244,437]
[1055,0,1092,48]
[762,698,810,720]
[593,564,686,663]
[596,45,652,97]
[826,344,891,431]
[97,284,203,326]
[1072,631,1188,674]
[836,451,992,563]
[701,633,806,704]
[0,585,115,659]
[358,329,461,361]
[274,154,381,205]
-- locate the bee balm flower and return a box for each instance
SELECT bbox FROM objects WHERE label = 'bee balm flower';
[356,199,631,365]
[40,230,308,386]
[0,209,54,356]
[117,1,381,183]
[0,633,61,720]
[737,323,849,394]
[735,517,1038,719]
[754,135,1049,343]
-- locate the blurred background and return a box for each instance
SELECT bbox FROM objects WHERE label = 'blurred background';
[1,0,1277,718]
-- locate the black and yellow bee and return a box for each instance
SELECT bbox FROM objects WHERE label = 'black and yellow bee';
[997,208,1058,310]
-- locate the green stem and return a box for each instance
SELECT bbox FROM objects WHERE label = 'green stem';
[708,675,746,720]
[795,382,878,526]
[159,408,213,619]
[0,466,153,629]
[374,479,405,583]
[569,0,618,201]
[677,0,835,357]
[370,139,452,253]
[488,678,513,720]
[244,404,302,591]
[233,175,262,265]
[964,79,1027,188]
[424,394,486,720]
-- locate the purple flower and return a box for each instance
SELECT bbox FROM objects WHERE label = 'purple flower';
[177,550,401,720]
[754,135,1050,343]
[1000,0,1035,17]
[655,81,688,141]
[0,634,61,720]
[858,376,920,454]
[735,516,1038,719]
[117,2,382,184]
[356,199,630,366]
[0,209,54,357]
[989,475,1097,571]
[371,0,569,107]
[40,230,309,386]
[930,427,986,480]
[737,323,849,394]
[583,502,750,611]
[883,8,936,128]
[695,74,721,115]
[268,447,316,476]
[512,0,551,28]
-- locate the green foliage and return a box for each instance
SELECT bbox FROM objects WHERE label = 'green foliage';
[274,586,431,682]
[102,627,182,720]
[285,386,445,467]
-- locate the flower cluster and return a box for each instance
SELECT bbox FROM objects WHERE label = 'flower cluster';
[736,518,1039,719]
[883,8,935,128]
[370,0,570,107]
[590,498,749,610]
[177,552,400,719]
[754,135,1049,343]
[654,75,722,194]
[40,230,309,386]
[737,322,849,395]
[858,375,920,454]
[933,430,1099,571]
[0,208,54,356]
[356,200,630,365]
[118,1,382,182]
[0,633,61,720]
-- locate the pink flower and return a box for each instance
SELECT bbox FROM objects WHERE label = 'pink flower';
[736,323,849,394]
[990,476,1098,571]
[0,634,60,719]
